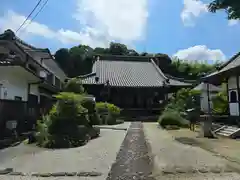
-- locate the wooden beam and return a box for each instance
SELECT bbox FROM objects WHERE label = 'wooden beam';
[226,78,230,115]
[207,83,211,115]
[236,75,240,116]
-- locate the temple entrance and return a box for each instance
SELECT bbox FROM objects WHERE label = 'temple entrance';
[103,87,166,110]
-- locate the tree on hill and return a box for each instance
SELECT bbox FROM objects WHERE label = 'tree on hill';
[55,45,94,77]
[109,42,128,55]
[168,58,221,80]
[54,42,220,80]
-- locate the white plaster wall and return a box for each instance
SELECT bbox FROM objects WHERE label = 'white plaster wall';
[0,73,28,101]
[228,76,239,116]
[230,103,239,116]
[0,67,39,101]
[228,76,237,89]
[30,84,40,102]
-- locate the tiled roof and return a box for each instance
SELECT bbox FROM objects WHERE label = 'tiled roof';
[0,29,66,77]
[165,74,194,87]
[82,57,193,88]
[193,83,221,92]
[82,59,166,87]
[203,52,240,79]
[0,29,53,60]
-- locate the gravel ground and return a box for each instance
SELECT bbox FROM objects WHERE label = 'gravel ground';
[0,122,130,180]
[154,173,240,180]
[0,143,44,164]
[143,123,240,180]
[169,128,240,165]
[106,122,155,180]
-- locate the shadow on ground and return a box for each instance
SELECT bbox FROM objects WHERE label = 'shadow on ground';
[175,137,203,147]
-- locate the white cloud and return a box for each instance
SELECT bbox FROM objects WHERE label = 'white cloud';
[181,0,207,26]
[0,0,148,48]
[74,0,148,44]
[173,45,226,63]
[0,10,56,39]
[228,19,239,26]
[0,10,112,48]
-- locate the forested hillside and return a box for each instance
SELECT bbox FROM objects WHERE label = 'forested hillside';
[54,42,222,80]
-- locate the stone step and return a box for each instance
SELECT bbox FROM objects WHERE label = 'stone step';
[221,128,238,133]
[216,131,232,137]
[216,126,240,137]
[224,126,239,130]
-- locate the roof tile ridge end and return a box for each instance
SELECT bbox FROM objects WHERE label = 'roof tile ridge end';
[217,51,240,70]
[95,56,100,78]
[150,58,168,80]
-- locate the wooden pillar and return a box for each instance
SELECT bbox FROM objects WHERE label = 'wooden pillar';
[207,83,211,115]
[236,75,240,116]
[226,78,230,115]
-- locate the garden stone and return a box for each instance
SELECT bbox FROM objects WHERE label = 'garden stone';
[211,167,222,173]
[77,172,90,176]
[0,168,13,175]
[76,171,102,177]
[32,172,51,177]
[65,172,77,176]
[88,171,102,176]
[51,172,66,177]
[9,172,25,176]
[162,169,176,175]
[198,167,209,173]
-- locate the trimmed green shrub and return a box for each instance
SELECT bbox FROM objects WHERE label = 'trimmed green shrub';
[158,88,201,129]
[88,127,100,139]
[158,110,189,128]
[212,90,228,115]
[36,116,49,147]
[89,112,101,125]
[96,102,109,115]
[81,96,101,125]
[96,102,121,125]
[81,97,95,114]
[36,92,90,148]
[63,78,85,94]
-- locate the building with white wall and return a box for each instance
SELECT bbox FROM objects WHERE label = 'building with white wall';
[0,29,67,136]
[193,83,221,113]
[202,52,240,117]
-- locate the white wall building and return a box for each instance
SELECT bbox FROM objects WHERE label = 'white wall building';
[203,52,240,117]
[0,29,67,133]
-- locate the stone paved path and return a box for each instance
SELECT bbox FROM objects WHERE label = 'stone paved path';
[107,122,154,180]
[3,122,240,180]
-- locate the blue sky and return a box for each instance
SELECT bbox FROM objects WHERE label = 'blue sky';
[0,0,239,63]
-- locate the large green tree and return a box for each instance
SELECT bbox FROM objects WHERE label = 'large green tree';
[54,45,93,77]
[109,42,128,55]
[54,42,220,79]
[54,48,70,73]
[208,0,240,19]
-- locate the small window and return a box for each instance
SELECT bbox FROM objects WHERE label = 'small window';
[14,96,22,101]
[230,90,237,103]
